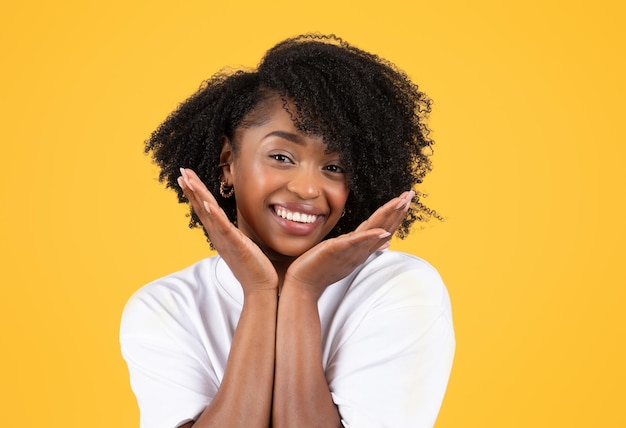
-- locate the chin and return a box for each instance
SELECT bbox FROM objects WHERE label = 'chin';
[264,239,320,260]
[271,246,311,259]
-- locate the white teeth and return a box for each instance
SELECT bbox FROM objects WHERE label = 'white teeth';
[275,207,318,224]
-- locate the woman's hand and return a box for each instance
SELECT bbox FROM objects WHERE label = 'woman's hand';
[284,190,415,300]
[178,168,279,294]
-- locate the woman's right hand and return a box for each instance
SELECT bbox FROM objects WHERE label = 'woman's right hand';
[178,168,279,294]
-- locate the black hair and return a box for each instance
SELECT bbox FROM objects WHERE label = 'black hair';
[145,33,439,242]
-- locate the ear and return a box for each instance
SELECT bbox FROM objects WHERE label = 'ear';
[219,136,234,183]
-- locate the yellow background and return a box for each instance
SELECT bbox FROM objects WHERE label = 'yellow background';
[1,0,624,426]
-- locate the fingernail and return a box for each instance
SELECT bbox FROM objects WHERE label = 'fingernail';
[185,178,195,191]
[203,200,211,214]
[395,197,406,210]
[378,231,391,239]
[177,176,184,189]
[404,190,415,211]
[179,168,195,191]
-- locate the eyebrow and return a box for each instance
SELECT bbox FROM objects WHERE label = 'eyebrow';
[263,130,305,145]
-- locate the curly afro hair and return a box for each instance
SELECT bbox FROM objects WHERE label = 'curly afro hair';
[146,33,439,242]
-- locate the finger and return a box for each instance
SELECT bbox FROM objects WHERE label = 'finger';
[178,168,236,245]
[177,175,200,209]
[377,241,391,252]
[355,190,415,233]
[179,168,223,217]
[362,191,410,227]
[333,228,391,257]
[180,170,278,289]
[180,168,215,205]
[381,190,415,233]
[177,170,209,220]
[341,229,393,266]
[178,173,212,233]
[295,229,384,278]
[179,167,201,193]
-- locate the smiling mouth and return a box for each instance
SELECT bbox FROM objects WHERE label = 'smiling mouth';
[274,206,319,224]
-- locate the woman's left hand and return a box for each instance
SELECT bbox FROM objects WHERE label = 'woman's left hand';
[284,190,414,300]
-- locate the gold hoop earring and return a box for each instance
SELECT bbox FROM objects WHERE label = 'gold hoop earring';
[220,181,234,198]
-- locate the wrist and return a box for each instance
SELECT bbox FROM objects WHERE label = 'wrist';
[243,286,279,301]
[281,278,323,303]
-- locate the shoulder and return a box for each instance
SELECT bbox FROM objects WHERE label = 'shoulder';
[124,257,218,308]
[349,250,450,311]
[360,250,443,280]
[120,256,225,339]
[325,251,455,426]
[321,250,453,350]
[119,257,229,428]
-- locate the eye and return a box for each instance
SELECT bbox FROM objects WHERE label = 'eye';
[269,153,294,164]
[323,164,346,174]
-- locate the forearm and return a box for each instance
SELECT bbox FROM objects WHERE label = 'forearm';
[272,284,342,428]
[192,289,278,428]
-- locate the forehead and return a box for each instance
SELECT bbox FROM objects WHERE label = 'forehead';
[233,97,346,156]
[233,93,349,160]
[235,99,314,143]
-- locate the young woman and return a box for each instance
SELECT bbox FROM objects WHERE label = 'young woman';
[121,34,455,428]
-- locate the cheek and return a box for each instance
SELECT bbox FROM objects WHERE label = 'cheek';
[233,164,281,210]
[232,158,263,190]
[327,184,350,212]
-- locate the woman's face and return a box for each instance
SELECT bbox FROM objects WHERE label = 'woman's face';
[222,97,349,262]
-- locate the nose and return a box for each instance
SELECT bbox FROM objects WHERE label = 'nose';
[287,166,321,200]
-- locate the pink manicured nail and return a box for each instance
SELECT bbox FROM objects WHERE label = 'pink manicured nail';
[185,178,195,191]
[378,231,391,239]
[177,176,184,189]
[404,190,415,211]
[178,168,194,190]
[179,168,195,191]
[395,197,406,210]
[203,200,211,214]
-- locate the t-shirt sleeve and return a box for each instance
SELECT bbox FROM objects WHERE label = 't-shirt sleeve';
[120,285,219,428]
[327,264,455,428]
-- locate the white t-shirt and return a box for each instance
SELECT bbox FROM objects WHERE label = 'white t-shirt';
[120,250,455,428]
